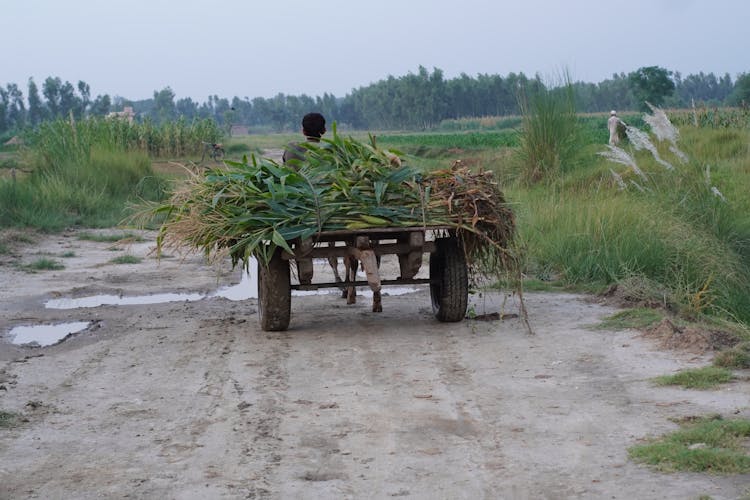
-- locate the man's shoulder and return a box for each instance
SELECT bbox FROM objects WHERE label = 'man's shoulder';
[282,141,306,163]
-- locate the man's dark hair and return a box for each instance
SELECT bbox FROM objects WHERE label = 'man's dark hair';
[302,113,326,138]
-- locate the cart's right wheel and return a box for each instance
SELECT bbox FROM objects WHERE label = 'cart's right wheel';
[258,250,291,331]
[430,237,468,322]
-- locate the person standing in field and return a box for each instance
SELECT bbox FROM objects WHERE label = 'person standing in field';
[282,112,327,165]
[608,110,625,146]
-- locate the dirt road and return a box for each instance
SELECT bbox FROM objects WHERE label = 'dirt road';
[1,230,748,499]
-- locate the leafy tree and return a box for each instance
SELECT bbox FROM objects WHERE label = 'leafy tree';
[77,80,90,117]
[58,81,79,118]
[5,84,26,130]
[89,94,111,116]
[27,78,45,125]
[152,87,176,123]
[729,73,750,106]
[42,77,62,118]
[628,66,675,109]
[176,97,198,118]
[0,87,8,133]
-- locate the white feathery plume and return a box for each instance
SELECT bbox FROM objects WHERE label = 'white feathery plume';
[644,102,679,143]
[630,180,646,192]
[625,125,674,171]
[598,145,648,181]
[644,102,689,163]
[704,164,711,185]
[711,186,727,202]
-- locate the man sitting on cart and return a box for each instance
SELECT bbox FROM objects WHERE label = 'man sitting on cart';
[282,112,326,166]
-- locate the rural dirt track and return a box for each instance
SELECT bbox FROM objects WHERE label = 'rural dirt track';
[0,229,749,499]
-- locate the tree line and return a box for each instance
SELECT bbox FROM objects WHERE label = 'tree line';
[2,67,749,137]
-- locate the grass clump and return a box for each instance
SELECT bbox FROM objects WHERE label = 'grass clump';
[60,251,76,258]
[515,75,583,184]
[654,366,734,389]
[596,308,663,330]
[77,231,144,243]
[0,410,19,429]
[713,342,750,369]
[629,416,750,473]
[24,258,64,271]
[109,254,142,265]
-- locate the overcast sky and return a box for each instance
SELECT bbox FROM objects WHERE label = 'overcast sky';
[1,0,747,102]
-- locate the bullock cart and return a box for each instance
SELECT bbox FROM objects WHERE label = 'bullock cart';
[258,225,468,331]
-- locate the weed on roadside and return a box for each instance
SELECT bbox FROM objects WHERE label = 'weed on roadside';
[629,415,750,473]
[595,308,663,330]
[654,366,734,389]
[60,251,76,258]
[109,255,142,265]
[713,342,750,369]
[0,410,19,429]
[77,232,144,243]
[24,258,64,271]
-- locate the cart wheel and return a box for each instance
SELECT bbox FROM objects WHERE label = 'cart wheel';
[430,237,468,322]
[258,249,291,331]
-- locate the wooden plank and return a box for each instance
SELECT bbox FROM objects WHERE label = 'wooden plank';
[293,278,434,290]
[282,242,436,260]
[313,225,452,237]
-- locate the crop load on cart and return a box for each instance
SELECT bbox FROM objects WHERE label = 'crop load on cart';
[149,130,516,330]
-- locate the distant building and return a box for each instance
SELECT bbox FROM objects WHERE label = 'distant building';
[106,106,135,124]
[230,125,249,136]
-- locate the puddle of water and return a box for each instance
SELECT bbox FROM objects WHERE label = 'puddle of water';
[44,257,419,309]
[46,292,206,309]
[8,322,90,347]
[212,264,258,301]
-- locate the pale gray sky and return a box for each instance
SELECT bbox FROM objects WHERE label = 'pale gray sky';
[1,0,747,102]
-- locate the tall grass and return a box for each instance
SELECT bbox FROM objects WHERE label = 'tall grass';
[28,116,223,164]
[0,147,163,230]
[514,188,750,321]
[509,104,750,323]
[516,78,583,183]
[0,118,179,230]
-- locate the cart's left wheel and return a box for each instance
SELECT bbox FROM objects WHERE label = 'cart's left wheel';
[258,250,291,331]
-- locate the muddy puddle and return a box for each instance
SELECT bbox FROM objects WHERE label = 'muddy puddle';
[5,257,419,347]
[45,257,420,309]
[7,322,90,347]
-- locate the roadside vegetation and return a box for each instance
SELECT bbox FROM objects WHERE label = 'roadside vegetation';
[108,255,142,265]
[629,415,750,473]
[24,257,64,271]
[76,231,145,243]
[0,118,221,231]
[654,366,735,390]
[0,410,19,429]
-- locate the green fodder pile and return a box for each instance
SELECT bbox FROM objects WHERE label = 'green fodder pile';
[147,130,516,278]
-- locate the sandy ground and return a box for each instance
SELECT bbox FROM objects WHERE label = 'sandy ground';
[0,229,749,500]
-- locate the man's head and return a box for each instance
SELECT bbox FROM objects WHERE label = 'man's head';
[610,110,617,116]
[302,113,326,139]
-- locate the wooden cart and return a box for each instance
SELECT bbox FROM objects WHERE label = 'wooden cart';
[257,226,469,331]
